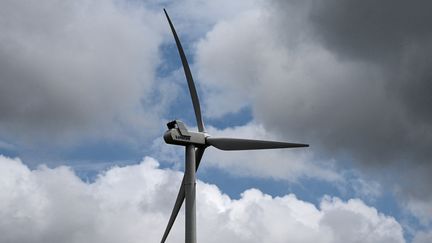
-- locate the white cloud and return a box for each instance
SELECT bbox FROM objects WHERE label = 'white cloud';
[404,198,432,226]
[152,0,264,40]
[349,176,382,200]
[196,9,270,118]
[0,155,405,243]
[320,196,404,243]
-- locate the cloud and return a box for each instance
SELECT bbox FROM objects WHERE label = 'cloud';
[195,9,264,118]
[305,0,432,218]
[196,0,429,164]
[305,0,432,155]
[413,230,432,243]
[349,176,382,200]
[194,0,432,224]
[0,0,165,146]
[403,197,432,226]
[0,155,405,243]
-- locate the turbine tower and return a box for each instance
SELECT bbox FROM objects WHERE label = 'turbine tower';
[161,9,309,243]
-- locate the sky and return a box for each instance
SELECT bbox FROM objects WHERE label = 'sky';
[0,0,431,242]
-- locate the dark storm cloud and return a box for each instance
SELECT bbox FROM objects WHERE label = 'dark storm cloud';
[261,0,432,205]
[263,0,432,164]
[309,0,432,123]
[195,0,432,214]
[310,0,432,62]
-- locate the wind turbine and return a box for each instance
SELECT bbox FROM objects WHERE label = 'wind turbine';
[161,9,309,243]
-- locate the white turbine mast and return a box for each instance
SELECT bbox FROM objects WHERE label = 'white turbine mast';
[161,9,309,243]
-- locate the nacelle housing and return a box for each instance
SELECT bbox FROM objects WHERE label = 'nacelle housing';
[163,120,206,146]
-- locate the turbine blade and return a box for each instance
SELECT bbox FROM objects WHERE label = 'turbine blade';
[164,9,205,132]
[160,147,205,243]
[206,137,309,151]
[160,183,184,243]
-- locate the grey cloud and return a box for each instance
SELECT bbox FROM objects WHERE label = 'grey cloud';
[267,0,432,156]
[309,0,432,63]
[270,0,432,201]
[308,0,432,124]
[195,0,432,220]
[413,230,432,243]
[0,0,164,146]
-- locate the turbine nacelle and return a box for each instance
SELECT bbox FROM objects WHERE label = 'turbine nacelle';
[164,120,206,146]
